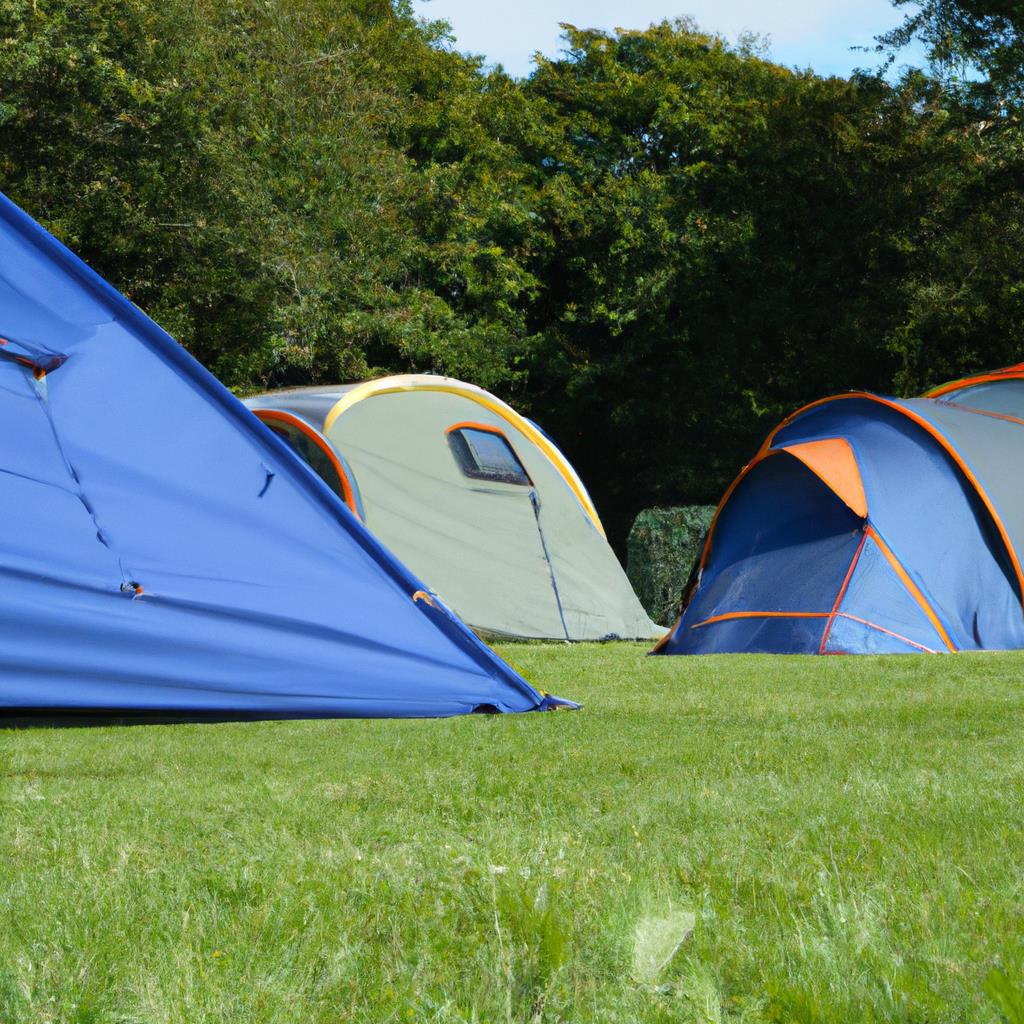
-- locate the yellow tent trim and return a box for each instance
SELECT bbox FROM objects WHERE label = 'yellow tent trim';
[323,375,606,537]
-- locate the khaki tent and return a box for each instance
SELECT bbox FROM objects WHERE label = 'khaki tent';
[245,376,661,641]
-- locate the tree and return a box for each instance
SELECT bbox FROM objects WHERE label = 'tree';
[881,0,1024,107]
[509,22,932,543]
[876,1,1024,394]
[0,0,542,392]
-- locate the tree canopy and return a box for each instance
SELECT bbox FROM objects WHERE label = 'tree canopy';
[1,0,1021,546]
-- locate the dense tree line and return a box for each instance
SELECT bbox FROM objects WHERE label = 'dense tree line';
[1,0,1021,546]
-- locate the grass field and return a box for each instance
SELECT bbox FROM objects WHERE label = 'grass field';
[2,644,1024,1023]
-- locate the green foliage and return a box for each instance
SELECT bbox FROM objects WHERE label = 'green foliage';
[1,2,1023,543]
[876,3,1024,396]
[881,0,1024,106]
[0,0,541,392]
[514,20,1024,541]
[3,644,1024,1020]
[627,506,716,626]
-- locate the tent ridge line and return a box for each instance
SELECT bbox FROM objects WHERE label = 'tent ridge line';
[932,399,1024,428]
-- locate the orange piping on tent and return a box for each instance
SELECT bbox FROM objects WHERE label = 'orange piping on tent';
[925,363,1024,399]
[444,421,508,437]
[819,529,869,654]
[252,408,361,520]
[692,610,829,627]
[697,392,1024,609]
[690,609,939,653]
[865,527,956,652]
[827,613,939,654]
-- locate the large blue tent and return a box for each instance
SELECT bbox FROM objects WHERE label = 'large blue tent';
[0,192,570,718]
[656,372,1024,655]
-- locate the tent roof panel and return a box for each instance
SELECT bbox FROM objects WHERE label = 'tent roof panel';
[931,379,1024,420]
[0,191,558,717]
[925,363,1024,399]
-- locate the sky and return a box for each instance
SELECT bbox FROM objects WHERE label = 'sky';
[410,0,926,80]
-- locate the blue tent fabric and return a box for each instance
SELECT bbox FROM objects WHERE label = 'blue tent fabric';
[827,537,947,654]
[0,191,570,717]
[657,389,1024,656]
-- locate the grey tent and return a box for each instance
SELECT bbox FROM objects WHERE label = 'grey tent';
[245,375,662,641]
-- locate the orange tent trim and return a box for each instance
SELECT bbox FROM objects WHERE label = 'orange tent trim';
[865,527,956,652]
[690,609,939,654]
[825,613,939,654]
[692,610,829,627]
[780,437,868,519]
[252,408,361,520]
[819,529,868,653]
[444,421,508,437]
[925,363,1024,399]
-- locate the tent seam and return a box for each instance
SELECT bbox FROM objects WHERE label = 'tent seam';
[819,529,869,654]
[864,526,957,652]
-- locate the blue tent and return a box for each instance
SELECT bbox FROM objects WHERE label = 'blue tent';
[656,376,1024,655]
[0,192,571,717]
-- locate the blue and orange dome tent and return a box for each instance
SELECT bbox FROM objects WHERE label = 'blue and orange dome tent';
[655,365,1024,655]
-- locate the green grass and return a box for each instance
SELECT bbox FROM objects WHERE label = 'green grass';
[2,645,1024,1023]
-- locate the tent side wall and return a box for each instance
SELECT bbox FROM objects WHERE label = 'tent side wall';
[324,386,662,641]
[0,192,552,717]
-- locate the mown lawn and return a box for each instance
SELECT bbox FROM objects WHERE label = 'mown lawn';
[2,644,1024,1023]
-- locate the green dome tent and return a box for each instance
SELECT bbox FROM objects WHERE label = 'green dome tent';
[245,376,662,642]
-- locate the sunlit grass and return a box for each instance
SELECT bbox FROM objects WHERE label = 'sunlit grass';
[2,645,1024,1022]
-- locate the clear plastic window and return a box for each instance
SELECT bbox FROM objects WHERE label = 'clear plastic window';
[447,427,531,486]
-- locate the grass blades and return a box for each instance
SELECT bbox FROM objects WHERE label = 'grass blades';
[1,644,1023,1022]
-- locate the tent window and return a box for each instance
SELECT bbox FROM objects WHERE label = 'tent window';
[447,426,531,486]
